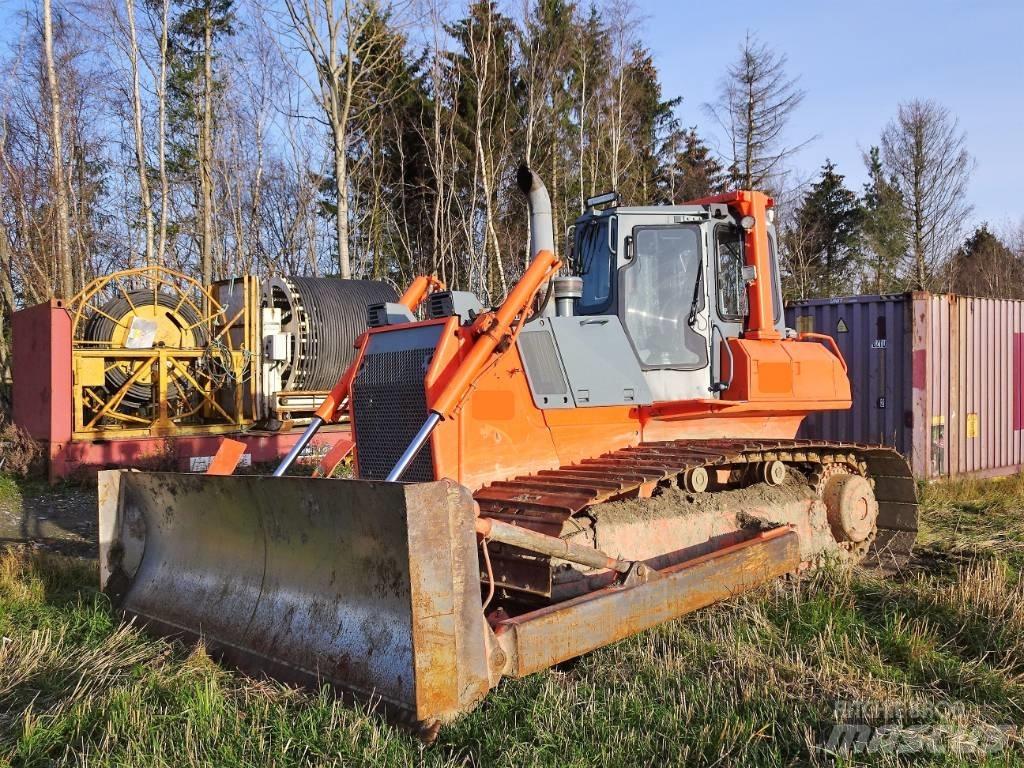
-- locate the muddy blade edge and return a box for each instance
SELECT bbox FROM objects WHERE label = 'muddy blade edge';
[97,470,491,726]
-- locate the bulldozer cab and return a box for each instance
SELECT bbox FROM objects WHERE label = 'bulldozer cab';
[569,200,786,400]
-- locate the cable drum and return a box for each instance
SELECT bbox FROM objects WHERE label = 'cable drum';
[264,277,398,391]
[84,289,208,407]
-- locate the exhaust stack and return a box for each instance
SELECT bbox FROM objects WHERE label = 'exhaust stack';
[516,165,554,264]
[517,164,556,316]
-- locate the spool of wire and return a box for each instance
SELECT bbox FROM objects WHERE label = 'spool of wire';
[83,289,207,408]
[263,277,398,391]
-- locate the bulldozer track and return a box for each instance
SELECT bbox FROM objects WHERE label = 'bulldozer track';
[473,438,919,575]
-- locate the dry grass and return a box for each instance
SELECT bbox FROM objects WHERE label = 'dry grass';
[0,476,1022,765]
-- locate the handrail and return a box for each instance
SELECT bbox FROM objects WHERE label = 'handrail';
[797,332,848,372]
[709,325,734,394]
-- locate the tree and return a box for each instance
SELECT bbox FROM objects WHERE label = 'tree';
[706,32,807,192]
[167,0,235,284]
[781,161,862,298]
[860,145,906,293]
[879,99,973,290]
[661,126,726,202]
[42,0,74,298]
[280,0,408,280]
[948,226,1024,299]
[620,44,678,204]
[447,0,520,299]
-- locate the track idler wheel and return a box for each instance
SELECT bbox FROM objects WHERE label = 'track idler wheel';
[758,460,787,487]
[823,473,878,544]
[681,467,709,493]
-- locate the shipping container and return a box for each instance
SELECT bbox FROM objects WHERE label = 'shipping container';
[786,293,1024,480]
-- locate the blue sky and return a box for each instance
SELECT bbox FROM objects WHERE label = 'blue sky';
[3,1,1020,229]
[642,0,1024,227]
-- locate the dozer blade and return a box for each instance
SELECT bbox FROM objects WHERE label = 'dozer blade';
[97,470,492,727]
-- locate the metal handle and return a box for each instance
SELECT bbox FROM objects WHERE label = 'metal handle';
[709,325,734,394]
[797,332,848,372]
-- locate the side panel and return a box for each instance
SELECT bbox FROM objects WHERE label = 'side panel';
[786,295,911,453]
[789,293,1024,480]
[12,300,73,445]
[518,316,653,409]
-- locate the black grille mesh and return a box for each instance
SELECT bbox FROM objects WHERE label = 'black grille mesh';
[351,348,436,482]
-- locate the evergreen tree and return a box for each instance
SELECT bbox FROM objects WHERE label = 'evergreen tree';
[346,3,432,280]
[165,0,235,281]
[661,127,727,202]
[948,226,1024,299]
[788,160,863,297]
[861,146,906,293]
[620,45,679,204]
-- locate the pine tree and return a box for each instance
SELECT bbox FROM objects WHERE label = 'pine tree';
[788,160,863,297]
[661,127,727,202]
[166,0,235,282]
[861,146,907,293]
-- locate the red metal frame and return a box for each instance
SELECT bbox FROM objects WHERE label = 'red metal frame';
[50,425,352,479]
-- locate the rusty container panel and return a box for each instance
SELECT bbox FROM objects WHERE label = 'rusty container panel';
[787,293,1024,480]
[946,296,1024,478]
[786,295,912,453]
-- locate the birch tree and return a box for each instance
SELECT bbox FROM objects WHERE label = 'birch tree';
[42,0,74,297]
[879,99,973,290]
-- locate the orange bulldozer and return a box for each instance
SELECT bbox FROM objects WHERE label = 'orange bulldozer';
[98,166,917,737]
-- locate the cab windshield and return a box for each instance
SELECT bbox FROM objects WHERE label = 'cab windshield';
[573,217,614,314]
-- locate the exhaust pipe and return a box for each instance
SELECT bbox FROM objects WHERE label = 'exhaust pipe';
[516,165,554,265]
[516,164,555,316]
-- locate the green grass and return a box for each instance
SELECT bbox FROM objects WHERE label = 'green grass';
[0,474,21,506]
[0,479,1022,766]
[917,474,1024,573]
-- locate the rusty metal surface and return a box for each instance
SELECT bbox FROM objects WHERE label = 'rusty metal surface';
[495,527,800,677]
[12,300,73,447]
[98,471,490,725]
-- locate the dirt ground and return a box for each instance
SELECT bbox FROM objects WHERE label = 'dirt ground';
[0,477,98,558]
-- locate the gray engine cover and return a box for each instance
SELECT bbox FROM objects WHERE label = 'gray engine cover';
[517,316,652,409]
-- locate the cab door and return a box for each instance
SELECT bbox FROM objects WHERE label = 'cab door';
[618,223,711,401]
[710,224,748,393]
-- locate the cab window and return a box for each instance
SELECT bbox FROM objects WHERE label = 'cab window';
[621,225,708,369]
[716,226,747,321]
[574,217,614,314]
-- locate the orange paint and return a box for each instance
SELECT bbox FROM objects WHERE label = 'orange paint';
[342,200,852,494]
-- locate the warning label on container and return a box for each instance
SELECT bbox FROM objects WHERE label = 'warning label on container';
[836,318,849,333]
[966,413,979,439]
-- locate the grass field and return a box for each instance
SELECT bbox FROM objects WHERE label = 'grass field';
[0,476,1022,766]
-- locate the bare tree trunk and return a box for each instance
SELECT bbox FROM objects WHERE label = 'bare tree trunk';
[156,0,170,266]
[125,0,155,266]
[332,120,351,278]
[0,223,14,389]
[200,8,215,286]
[42,0,74,298]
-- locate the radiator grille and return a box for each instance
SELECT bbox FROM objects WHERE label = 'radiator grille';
[351,347,436,482]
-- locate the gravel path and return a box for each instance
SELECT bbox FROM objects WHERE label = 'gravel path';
[0,478,98,558]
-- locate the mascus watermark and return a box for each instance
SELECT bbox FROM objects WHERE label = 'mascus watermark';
[820,699,1016,757]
